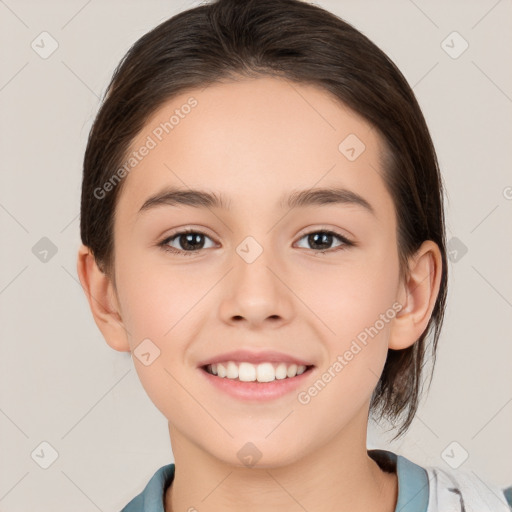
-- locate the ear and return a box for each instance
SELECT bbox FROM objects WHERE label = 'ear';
[389,240,443,350]
[76,244,131,352]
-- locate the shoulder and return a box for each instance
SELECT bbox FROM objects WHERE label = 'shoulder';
[422,463,512,512]
[120,463,175,512]
[370,449,512,512]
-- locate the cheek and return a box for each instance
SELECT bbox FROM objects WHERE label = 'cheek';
[298,248,399,341]
[114,259,205,417]
[115,252,205,347]
[297,249,399,398]
[294,269,397,427]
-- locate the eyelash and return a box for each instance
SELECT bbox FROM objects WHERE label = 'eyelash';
[157,227,355,257]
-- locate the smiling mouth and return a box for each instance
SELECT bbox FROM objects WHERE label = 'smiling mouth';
[201,361,315,383]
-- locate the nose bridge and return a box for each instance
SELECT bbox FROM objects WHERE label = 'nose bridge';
[219,230,293,326]
[234,232,280,299]
[232,208,279,273]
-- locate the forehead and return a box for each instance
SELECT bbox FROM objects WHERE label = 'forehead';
[116,76,394,226]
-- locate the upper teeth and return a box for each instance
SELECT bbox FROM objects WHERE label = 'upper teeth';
[207,361,308,382]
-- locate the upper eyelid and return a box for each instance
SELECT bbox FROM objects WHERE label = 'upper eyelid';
[163,227,216,243]
[296,224,352,239]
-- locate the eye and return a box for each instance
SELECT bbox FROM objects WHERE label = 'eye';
[158,229,216,256]
[158,227,355,257]
[295,229,354,254]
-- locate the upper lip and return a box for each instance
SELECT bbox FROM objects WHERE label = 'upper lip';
[197,349,314,368]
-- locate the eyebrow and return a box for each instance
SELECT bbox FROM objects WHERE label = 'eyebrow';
[138,186,376,216]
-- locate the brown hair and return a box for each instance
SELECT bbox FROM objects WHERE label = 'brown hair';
[80,0,448,440]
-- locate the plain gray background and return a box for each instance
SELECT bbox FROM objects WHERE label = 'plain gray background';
[0,0,511,510]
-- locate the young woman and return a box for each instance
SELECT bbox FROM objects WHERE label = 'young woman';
[76,1,512,510]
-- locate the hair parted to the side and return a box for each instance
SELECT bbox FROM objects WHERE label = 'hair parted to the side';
[79,0,448,440]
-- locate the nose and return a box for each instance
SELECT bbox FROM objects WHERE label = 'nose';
[218,244,295,329]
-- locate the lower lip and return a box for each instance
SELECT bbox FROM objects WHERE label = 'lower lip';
[199,366,315,402]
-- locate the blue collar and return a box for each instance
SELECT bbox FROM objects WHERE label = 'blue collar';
[121,449,429,512]
[369,449,429,512]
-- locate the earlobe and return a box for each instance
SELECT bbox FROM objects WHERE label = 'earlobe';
[76,244,131,353]
[388,240,442,351]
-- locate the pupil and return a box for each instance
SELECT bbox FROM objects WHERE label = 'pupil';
[309,232,331,250]
[181,233,203,250]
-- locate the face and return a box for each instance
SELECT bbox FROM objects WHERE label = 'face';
[109,76,403,467]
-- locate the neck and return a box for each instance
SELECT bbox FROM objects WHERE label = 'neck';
[164,409,398,512]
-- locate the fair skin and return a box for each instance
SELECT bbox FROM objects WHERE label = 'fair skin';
[77,76,442,512]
